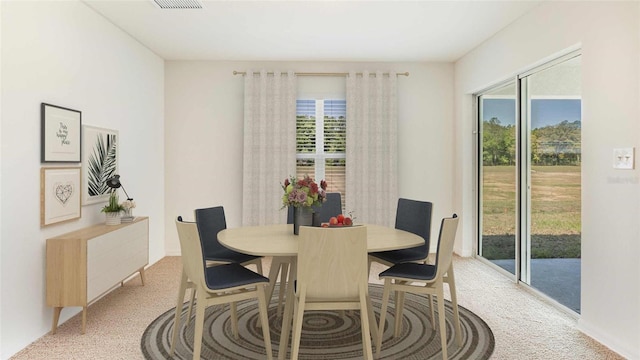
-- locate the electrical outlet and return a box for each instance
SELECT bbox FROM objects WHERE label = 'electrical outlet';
[613,147,635,169]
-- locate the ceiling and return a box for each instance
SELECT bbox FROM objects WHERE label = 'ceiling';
[83,0,541,62]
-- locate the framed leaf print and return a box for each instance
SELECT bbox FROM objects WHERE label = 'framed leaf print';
[41,103,82,163]
[82,126,118,205]
[41,167,82,226]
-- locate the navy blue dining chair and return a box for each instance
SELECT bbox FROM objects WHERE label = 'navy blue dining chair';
[368,198,433,268]
[195,206,263,273]
[286,192,342,224]
[376,214,461,359]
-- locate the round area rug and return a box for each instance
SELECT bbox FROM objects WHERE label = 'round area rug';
[141,285,494,359]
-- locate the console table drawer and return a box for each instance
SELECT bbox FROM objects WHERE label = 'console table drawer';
[87,220,148,301]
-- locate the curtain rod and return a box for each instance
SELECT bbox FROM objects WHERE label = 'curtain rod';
[233,71,409,77]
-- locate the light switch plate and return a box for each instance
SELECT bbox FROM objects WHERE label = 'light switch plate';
[613,147,635,169]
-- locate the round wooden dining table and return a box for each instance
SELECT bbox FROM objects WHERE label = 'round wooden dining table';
[218,223,423,359]
[218,223,424,256]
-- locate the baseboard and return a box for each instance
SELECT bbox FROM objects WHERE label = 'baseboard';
[165,249,181,256]
[578,319,639,359]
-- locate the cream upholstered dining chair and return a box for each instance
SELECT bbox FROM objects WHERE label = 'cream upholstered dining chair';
[376,214,461,359]
[284,225,375,360]
[173,217,273,360]
[270,193,343,317]
[170,207,264,355]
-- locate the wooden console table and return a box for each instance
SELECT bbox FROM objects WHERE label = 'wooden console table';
[46,217,149,334]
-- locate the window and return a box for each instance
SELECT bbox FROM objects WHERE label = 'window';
[296,99,346,202]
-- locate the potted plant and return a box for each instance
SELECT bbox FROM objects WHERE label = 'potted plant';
[102,192,124,225]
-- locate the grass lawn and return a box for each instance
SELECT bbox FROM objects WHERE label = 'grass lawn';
[481,165,581,259]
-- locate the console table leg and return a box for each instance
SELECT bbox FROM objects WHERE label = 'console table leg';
[139,267,146,286]
[51,307,62,334]
[81,306,87,334]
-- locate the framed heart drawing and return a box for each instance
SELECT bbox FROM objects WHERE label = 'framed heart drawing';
[41,167,82,226]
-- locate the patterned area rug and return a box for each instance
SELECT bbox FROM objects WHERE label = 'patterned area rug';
[141,284,494,359]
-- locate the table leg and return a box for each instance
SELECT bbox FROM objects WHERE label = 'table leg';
[266,257,285,304]
[277,262,289,317]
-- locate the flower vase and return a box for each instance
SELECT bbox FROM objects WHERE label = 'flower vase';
[122,208,134,223]
[105,212,121,225]
[293,206,313,235]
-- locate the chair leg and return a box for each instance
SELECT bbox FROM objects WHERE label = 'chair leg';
[170,269,189,355]
[436,285,448,360]
[230,301,239,339]
[193,293,207,360]
[447,267,462,347]
[256,286,273,360]
[376,279,392,356]
[291,290,306,360]
[365,293,378,352]
[359,289,374,360]
[394,287,406,337]
[186,287,196,326]
[278,259,297,360]
[428,294,435,330]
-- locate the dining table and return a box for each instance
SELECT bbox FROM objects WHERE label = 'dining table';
[218,223,424,359]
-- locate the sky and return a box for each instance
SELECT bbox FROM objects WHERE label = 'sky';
[482,99,581,128]
[297,99,346,118]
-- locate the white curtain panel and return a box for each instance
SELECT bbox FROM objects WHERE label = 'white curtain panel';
[242,70,297,226]
[346,71,398,227]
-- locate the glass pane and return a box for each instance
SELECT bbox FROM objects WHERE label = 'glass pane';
[296,100,316,153]
[324,100,346,153]
[479,82,517,275]
[526,56,581,312]
[325,158,345,210]
[296,159,315,179]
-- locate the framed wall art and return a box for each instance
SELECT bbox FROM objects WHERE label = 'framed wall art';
[82,125,119,205]
[41,167,82,226]
[41,103,82,163]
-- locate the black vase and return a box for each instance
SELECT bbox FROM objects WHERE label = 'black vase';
[293,206,314,235]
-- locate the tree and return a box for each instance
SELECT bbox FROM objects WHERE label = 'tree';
[482,117,515,166]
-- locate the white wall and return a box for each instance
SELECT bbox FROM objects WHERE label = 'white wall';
[0,1,4,354]
[0,2,165,358]
[454,2,640,358]
[164,61,454,255]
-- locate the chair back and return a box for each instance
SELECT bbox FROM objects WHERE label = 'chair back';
[315,192,342,223]
[195,206,227,258]
[395,198,433,256]
[297,226,368,300]
[175,217,207,290]
[434,214,460,279]
[287,192,342,224]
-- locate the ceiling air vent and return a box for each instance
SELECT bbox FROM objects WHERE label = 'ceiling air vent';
[151,0,204,9]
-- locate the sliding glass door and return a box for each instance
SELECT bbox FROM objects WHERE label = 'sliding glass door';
[521,56,582,312]
[478,82,517,275]
[477,53,582,313]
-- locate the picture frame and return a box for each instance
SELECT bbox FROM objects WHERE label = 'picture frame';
[41,103,82,163]
[82,125,119,205]
[41,167,82,226]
